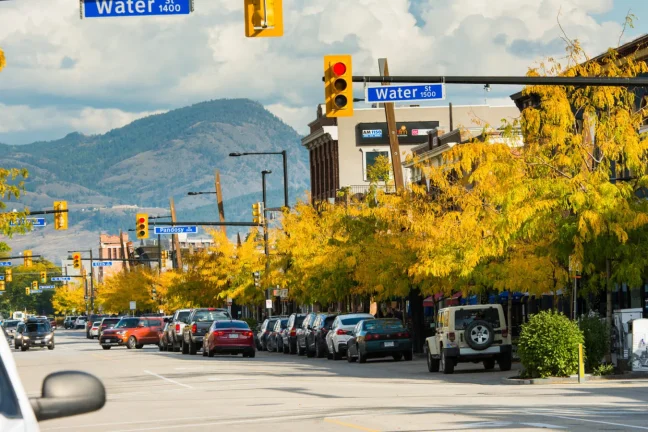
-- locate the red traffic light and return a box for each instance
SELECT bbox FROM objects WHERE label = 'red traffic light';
[332,62,347,76]
[138,217,146,224]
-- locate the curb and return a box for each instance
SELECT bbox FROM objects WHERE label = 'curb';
[502,372,648,385]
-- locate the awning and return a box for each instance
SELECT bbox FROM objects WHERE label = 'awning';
[423,296,434,307]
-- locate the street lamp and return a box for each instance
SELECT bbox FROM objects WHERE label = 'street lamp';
[229,151,289,208]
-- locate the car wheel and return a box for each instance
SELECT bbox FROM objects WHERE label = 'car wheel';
[393,353,403,361]
[333,345,342,361]
[48,344,55,351]
[248,350,256,358]
[202,346,208,357]
[315,340,323,358]
[483,359,496,370]
[189,340,197,355]
[102,345,111,350]
[306,341,315,358]
[181,339,189,354]
[427,349,440,372]
[289,341,296,355]
[358,348,367,364]
[297,341,305,356]
[441,349,454,374]
[327,344,334,360]
[159,342,165,352]
[127,336,137,349]
[404,349,413,361]
[21,345,28,352]
[208,349,215,358]
[283,341,290,354]
[498,353,512,371]
[347,347,357,363]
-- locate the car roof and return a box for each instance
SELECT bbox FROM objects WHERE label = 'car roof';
[441,304,502,312]
[337,313,374,318]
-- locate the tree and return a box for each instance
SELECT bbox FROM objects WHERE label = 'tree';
[52,283,86,316]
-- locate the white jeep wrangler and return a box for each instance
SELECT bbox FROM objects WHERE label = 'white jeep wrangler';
[425,304,512,374]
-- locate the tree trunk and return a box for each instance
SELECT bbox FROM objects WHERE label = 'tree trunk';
[408,288,425,353]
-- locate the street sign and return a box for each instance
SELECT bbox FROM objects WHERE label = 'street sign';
[82,0,191,18]
[365,84,445,103]
[0,262,12,267]
[130,301,136,310]
[0,276,4,281]
[31,289,42,294]
[40,285,55,290]
[52,277,73,282]
[154,226,198,235]
[92,261,113,267]
[265,299,273,309]
[272,289,288,298]
[10,218,46,227]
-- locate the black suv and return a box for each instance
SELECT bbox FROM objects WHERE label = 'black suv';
[282,313,307,354]
[181,308,231,355]
[14,318,55,351]
[309,313,337,358]
[296,312,318,357]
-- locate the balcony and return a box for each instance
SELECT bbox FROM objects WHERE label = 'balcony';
[337,185,397,200]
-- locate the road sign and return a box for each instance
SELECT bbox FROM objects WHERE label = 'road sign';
[82,0,191,18]
[31,289,42,294]
[272,289,288,298]
[0,262,11,267]
[0,276,4,281]
[130,301,137,310]
[51,277,73,282]
[10,218,46,227]
[265,299,273,309]
[92,261,113,267]
[40,285,55,290]
[365,84,445,103]
[154,226,198,235]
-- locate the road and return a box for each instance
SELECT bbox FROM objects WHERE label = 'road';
[12,330,648,432]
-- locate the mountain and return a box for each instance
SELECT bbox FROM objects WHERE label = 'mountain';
[2,99,311,262]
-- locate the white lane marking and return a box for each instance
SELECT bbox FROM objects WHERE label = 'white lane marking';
[207,377,255,382]
[143,370,193,389]
[538,413,648,430]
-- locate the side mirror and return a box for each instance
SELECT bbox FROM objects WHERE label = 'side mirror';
[30,371,106,421]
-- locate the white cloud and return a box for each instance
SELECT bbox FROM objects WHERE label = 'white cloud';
[0,0,639,143]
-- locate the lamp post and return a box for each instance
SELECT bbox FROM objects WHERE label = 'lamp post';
[262,170,272,315]
[229,151,289,208]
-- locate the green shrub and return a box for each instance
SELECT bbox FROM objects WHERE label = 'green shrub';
[518,310,584,378]
[579,314,610,372]
[592,363,614,376]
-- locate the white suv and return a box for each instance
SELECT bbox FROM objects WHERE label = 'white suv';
[425,304,512,374]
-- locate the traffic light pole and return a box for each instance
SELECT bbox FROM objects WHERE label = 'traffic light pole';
[262,171,271,316]
[158,234,162,275]
[347,75,648,86]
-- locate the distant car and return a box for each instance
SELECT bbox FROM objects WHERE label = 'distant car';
[89,321,101,339]
[99,317,165,350]
[99,317,121,338]
[64,316,78,329]
[181,308,231,355]
[202,320,255,358]
[309,313,337,358]
[266,318,289,352]
[347,319,412,364]
[256,317,278,351]
[326,313,374,360]
[14,318,55,351]
[159,322,171,351]
[167,309,192,352]
[296,312,318,357]
[85,314,108,338]
[49,317,57,330]
[281,313,306,354]
[2,319,21,340]
[74,317,87,329]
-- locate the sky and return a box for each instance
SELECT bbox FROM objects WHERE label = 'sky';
[0,0,646,144]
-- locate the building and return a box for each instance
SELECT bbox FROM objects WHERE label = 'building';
[301,103,520,202]
[98,233,132,283]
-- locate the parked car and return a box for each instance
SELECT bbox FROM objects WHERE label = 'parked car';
[326,313,375,360]
[89,321,101,339]
[167,308,192,352]
[181,308,231,355]
[425,304,512,374]
[2,319,21,340]
[49,317,57,330]
[85,314,107,338]
[280,313,306,354]
[73,317,87,329]
[266,318,289,352]
[308,313,337,358]
[159,322,171,351]
[99,317,121,338]
[64,316,78,329]
[14,318,55,351]
[99,317,165,350]
[295,312,317,357]
[256,317,278,351]
[202,320,255,358]
[347,318,412,364]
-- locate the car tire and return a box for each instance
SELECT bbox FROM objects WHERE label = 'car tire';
[181,339,189,354]
[289,341,296,355]
[202,347,208,357]
[208,349,215,358]
[283,342,290,354]
[48,344,55,351]
[347,347,357,363]
[159,342,165,352]
[465,320,495,351]
[333,345,342,361]
[315,340,323,358]
[427,349,440,372]
[21,345,28,352]
[483,359,496,370]
[393,353,403,361]
[358,349,367,364]
[498,353,512,371]
[404,349,413,361]
[248,350,256,358]
[297,341,305,356]
[102,345,111,350]
[440,349,454,374]
[189,340,197,355]
[127,336,137,349]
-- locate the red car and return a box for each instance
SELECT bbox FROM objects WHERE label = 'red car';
[202,320,255,358]
[99,317,164,350]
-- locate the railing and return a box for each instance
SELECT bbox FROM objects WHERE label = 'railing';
[339,185,397,196]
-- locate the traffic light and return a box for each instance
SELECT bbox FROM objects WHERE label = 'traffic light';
[72,252,82,269]
[244,0,283,38]
[252,202,265,225]
[136,213,149,239]
[161,250,168,267]
[31,281,38,291]
[324,55,353,117]
[5,269,11,282]
[53,200,68,230]
[23,250,32,267]
[0,281,4,291]
[40,270,47,284]
[25,287,30,296]
[253,271,260,287]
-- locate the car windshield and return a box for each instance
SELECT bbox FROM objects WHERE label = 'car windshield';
[176,311,190,321]
[194,311,229,322]
[340,316,372,326]
[294,316,306,327]
[93,322,101,326]
[102,319,120,325]
[266,319,278,330]
[364,320,402,331]
[26,322,50,333]
[454,308,501,330]
[215,321,249,329]
[323,317,336,327]
[115,318,139,329]
[2,321,18,329]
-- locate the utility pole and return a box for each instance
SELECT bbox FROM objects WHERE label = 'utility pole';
[262,170,271,316]
[157,233,162,275]
[215,169,226,235]
[378,58,404,192]
[169,198,182,270]
[119,230,130,272]
[89,250,94,313]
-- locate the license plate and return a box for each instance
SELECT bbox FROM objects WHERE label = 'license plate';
[229,334,239,339]
[384,341,395,347]
[105,339,111,343]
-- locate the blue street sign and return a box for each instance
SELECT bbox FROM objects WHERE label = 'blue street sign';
[31,289,42,294]
[92,261,113,267]
[40,285,55,290]
[0,276,4,281]
[51,277,73,282]
[365,84,445,103]
[10,218,46,227]
[83,0,191,18]
[154,226,198,235]
[0,262,11,267]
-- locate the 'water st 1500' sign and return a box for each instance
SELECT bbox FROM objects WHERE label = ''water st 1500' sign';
[83,0,191,18]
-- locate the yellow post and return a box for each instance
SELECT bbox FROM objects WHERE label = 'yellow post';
[578,343,585,383]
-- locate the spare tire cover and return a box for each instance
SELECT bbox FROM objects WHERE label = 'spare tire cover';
[465,320,494,351]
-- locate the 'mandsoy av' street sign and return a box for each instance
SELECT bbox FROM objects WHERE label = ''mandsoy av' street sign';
[83,0,191,18]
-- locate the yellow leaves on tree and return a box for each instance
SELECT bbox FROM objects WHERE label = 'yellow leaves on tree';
[52,283,86,315]
[96,267,158,314]
[0,48,5,72]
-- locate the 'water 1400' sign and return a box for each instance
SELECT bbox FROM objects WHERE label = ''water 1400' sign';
[82,0,191,18]
[154,226,198,235]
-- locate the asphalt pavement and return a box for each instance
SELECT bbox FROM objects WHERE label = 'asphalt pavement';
[12,330,648,431]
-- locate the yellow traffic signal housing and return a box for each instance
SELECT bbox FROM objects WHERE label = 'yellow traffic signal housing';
[161,250,168,267]
[324,55,353,117]
[136,213,149,239]
[244,0,283,38]
[25,287,30,296]
[72,252,82,269]
[40,270,47,284]
[5,269,12,282]
[53,201,68,230]
[23,250,32,267]
[252,202,265,225]
[0,281,5,291]
[31,281,38,290]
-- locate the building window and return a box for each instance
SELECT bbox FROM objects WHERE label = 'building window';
[363,150,389,181]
